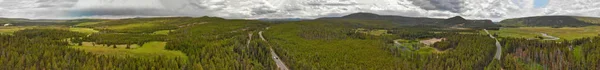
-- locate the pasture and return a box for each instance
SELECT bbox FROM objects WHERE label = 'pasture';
[70,42,188,58]
[486,26,600,40]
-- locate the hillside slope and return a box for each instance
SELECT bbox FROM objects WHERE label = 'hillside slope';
[318,13,500,29]
[499,16,599,27]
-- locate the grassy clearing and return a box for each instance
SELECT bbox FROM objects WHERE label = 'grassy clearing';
[0,26,98,35]
[394,39,445,54]
[75,21,104,27]
[0,26,65,35]
[107,23,160,30]
[153,30,173,35]
[486,26,600,40]
[0,26,28,35]
[70,42,187,58]
[356,28,389,36]
[69,28,99,34]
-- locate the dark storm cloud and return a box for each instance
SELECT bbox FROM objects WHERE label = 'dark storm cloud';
[409,0,464,13]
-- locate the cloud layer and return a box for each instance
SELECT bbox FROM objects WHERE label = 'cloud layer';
[0,0,599,21]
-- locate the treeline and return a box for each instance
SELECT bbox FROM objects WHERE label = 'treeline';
[165,19,275,69]
[0,29,187,70]
[13,29,85,40]
[266,21,403,69]
[265,20,499,69]
[499,16,596,27]
[385,33,497,70]
[82,33,165,48]
[498,36,600,69]
[82,17,226,33]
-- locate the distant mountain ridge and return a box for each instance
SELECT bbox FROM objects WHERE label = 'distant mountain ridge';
[318,12,500,29]
[499,16,600,27]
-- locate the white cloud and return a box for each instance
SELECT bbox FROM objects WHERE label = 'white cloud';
[0,0,599,21]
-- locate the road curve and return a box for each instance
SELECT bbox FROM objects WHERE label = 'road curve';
[247,33,253,47]
[259,31,290,70]
[484,29,502,60]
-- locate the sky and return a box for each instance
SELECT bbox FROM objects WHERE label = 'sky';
[534,0,549,8]
[0,0,599,21]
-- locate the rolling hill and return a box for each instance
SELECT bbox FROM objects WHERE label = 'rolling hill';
[318,13,500,29]
[499,16,600,27]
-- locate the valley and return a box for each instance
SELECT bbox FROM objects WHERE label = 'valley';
[1,13,600,70]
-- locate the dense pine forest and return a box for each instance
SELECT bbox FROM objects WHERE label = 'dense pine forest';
[1,13,600,69]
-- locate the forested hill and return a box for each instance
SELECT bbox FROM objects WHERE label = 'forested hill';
[0,18,18,24]
[317,13,500,29]
[499,16,600,27]
[0,18,101,26]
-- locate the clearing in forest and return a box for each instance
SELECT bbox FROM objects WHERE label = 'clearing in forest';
[153,30,174,35]
[70,42,188,58]
[485,26,600,40]
[420,38,445,45]
[69,28,99,34]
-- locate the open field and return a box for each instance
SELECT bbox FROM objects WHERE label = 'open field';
[0,26,99,35]
[153,30,173,35]
[69,28,99,34]
[96,23,175,33]
[70,42,187,58]
[485,26,600,40]
[75,21,105,27]
[0,26,66,35]
[0,26,29,35]
[356,28,389,36]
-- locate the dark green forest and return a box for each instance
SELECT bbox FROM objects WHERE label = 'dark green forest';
[1,14,600,70]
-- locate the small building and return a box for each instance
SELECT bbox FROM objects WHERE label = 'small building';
[3,23,11,26]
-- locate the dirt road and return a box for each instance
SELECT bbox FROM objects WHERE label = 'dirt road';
[484,29,502,60]
[259,31,289,70]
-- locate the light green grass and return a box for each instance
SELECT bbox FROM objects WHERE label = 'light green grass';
[0,26,62,35]
[69,28,99,34]
[106,23,161,30]
[0,26,98,35]
[572,46,584,61]
[487,26,600,40]
[0,26,28,35]
[153,30,173,35]
[75,21,104,27]
[70,42,187,58]
[356,28,388,36]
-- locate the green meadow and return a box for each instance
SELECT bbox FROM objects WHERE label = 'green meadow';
[486,26,600,40]
[70,42,187,58]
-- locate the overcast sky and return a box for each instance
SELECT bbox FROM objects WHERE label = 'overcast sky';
[0,0,599,21]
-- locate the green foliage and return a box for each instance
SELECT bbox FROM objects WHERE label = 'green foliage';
[84,33,165,45]
[4,16,600,70]
[488,26,600,40]
[81,17,223,33]
[70,42,188,58]
[13,29,85,40]
[0,31,187,69]
[165,19,275,70]
[266,20,497,69]
[266,21,401,69]
[500,16,597,27]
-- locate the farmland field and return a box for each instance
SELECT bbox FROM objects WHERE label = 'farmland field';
[70,42,187,58]
[486,26,600,40]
